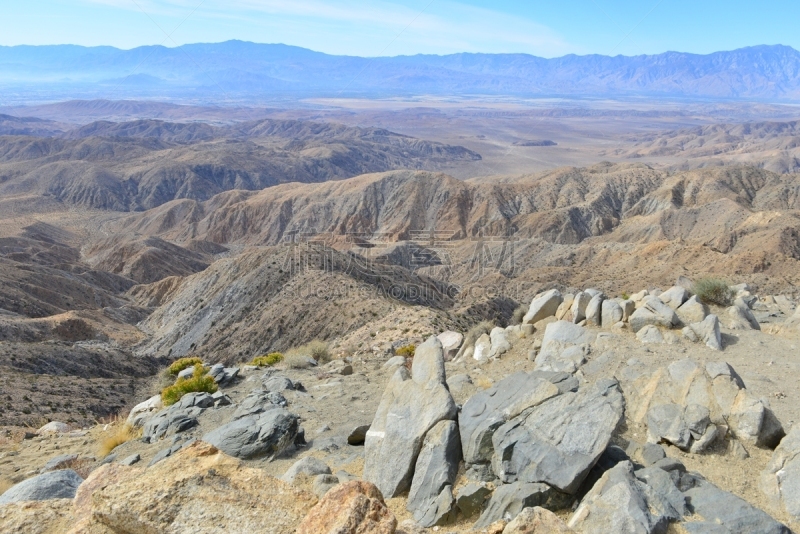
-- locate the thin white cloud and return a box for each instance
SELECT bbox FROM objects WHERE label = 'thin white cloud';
[76,0,579,56]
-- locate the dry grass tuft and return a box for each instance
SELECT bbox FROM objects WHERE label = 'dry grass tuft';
[285,353,313,369]
[511,305,527,325]
[98,421,142,457]
[464,321,494,348]
[474,376,494,390]
[161,364,218,406]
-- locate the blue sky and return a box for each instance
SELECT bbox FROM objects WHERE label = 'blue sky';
[1,0,798,57]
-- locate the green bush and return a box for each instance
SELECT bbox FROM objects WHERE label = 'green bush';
[167,357,203,376]
[162,365,218,406]
[250,353,284,367]
[396,344,416,357]
[693,278,735,307]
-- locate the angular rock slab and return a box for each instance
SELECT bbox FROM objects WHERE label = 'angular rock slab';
[407,420,461,527]
[0,470,83,504]
[676,295,709,325]
[683,314,722,351]
[571,292,593,324]
[630,296,681,333]
[568,461,680,534]
[534,321,595,373]
[296,480,397,534]
[503,507,574,533]
[364,336,457,498]
[491,378,625,494]
[683,475,790,534]
[459,371,578,465]
[79,441,318,534]
[523,289,563,325]
[202,409,299,460]
[437,331,463,361]
[761,426,800,521]
[628,359,784,450]
[281,457,332,485]
[474,482,562,529]
[585,294,604,326]
[601,300,623,328]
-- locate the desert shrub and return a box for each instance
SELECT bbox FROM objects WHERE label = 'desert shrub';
[305,340,331,363]
[396,344,416,357]
[285,352,313,369]
[161,364,217,406]
[693,278,735,307]
[511,305,527,325]
[464,321,494,348]
[621,292,631,300]
[98,421,142,457]
[250,353,284,367]
[167,357,203,376]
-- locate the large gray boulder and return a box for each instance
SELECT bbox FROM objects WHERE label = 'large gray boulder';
[474,482,562,529]
[364,336,457,498]
[0,470,84,504]
[628,359,784,450]
[491,378,625,494]
[683,475,790,534]
[459,371,578,466]
[523,289,563,325]
[659,286,689,310]
[568,461,680,533]
[761,426,800,521]
[202,409,299,460]
[682,314,722,351]
[646,403,718,453]
[676,295,709,325]
[143,409,198,442]
[407,420,461,527]
[281,456,331,485]
[489,327,512,359]
[601,300,624,328]
[571,292,592,324]
[726,298,761,330]
[630,297,681,333]
[232,390,285,420]
[437,331,463,361]
[585,294,604,326]
[534,321,595,373]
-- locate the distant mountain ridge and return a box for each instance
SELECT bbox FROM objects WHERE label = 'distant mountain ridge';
[2,41,800,101]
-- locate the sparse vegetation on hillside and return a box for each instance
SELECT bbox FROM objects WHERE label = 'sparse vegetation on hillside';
[98,421,142,457]
[162,364,217,406]
[464,321,494,348]
[306,340,331,363]
[167,357,203,376]
[282,340,331,370]
[250,353,284,367]
[693,278,735,307]
[511,305,527,325]
[396,344,416,357]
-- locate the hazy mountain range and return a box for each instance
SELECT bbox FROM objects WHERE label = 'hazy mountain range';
[3,41,800,101]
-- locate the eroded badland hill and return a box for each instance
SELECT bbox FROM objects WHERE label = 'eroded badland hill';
[0,103,800,533]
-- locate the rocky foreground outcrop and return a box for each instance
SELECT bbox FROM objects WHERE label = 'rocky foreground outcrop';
[1,280,798,533]
[0,441,318,533]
